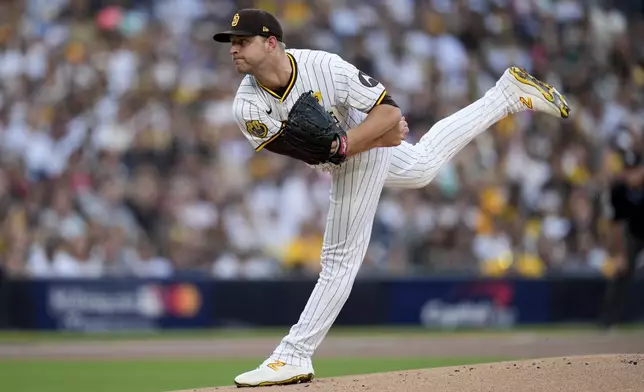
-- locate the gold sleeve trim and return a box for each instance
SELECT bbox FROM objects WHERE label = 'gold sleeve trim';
[368,90,388,112]
[255,123,286,151]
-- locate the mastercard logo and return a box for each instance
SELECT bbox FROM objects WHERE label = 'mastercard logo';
[163,284,202,318]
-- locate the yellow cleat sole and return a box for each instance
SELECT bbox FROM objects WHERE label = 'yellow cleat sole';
[508,66,571,119]
[235,373,314,388]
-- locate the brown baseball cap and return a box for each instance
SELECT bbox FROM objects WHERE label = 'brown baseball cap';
[213,9,284,43]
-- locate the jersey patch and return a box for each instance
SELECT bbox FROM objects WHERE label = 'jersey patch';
[246,120,268,138]
[358,71,379,88]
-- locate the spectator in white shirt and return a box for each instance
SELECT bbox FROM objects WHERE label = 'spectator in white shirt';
[212,248,280,280]
[129,237,174,279]
[39,187,85,237]
[51,219,104,279]
[26,236,62,279]
[472,217,513,268]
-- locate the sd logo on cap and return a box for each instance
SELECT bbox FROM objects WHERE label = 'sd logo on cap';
[213,8,284,43]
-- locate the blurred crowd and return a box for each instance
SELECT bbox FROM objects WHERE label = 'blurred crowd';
[0,0,643,280]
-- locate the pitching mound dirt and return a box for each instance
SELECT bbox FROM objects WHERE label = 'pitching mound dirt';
[179,354,643,392]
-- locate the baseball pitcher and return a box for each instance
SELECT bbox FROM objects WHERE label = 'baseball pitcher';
[213,8,570,387]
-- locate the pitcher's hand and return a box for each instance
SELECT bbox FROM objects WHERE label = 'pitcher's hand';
[377,116,409,147]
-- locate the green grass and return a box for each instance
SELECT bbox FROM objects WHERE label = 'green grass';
[0,357,503,392]
[0,323,642,343]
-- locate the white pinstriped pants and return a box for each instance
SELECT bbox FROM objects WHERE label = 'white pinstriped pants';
[268,80,514,368]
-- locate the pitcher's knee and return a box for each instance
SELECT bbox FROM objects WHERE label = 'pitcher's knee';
[319,249,365,285]
[418,176,436,188]
[414,167,440,188]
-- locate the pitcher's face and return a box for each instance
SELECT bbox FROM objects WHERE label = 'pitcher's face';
[229,36,271,74]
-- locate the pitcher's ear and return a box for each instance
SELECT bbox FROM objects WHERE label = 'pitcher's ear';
[267,36,279,50]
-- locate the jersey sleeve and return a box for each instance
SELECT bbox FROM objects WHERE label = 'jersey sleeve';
[232,97,285,151]
[330,54,387,113]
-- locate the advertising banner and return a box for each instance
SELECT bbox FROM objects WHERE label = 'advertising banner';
[15,277,641,331]
[548,278,644,323]
[29,279,212,332]
[211,280,386,327]
[386,279,549,328]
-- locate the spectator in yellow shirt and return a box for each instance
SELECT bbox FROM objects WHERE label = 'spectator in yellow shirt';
[283,220,323,277]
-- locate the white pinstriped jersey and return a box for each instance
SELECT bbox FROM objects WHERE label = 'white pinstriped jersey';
[232,49,387,163]
[227,41,520,369]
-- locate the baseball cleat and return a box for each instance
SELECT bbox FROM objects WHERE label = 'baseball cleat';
[234,360,314,388]
[503,66,570,119]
